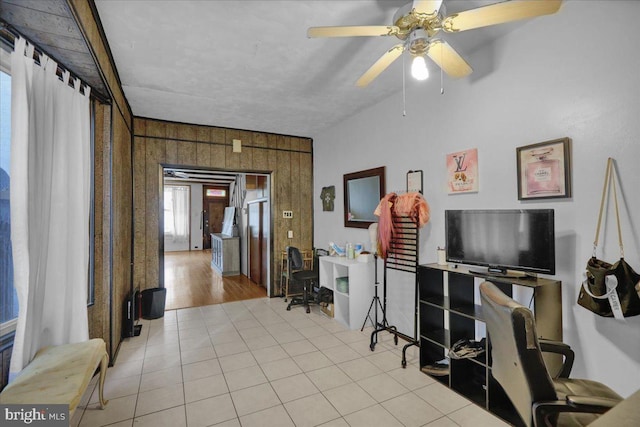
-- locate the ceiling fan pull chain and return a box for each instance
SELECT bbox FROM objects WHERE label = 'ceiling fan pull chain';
[440,46,445,95]
[402,52,407,117]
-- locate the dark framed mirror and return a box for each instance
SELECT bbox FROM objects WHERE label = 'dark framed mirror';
[343,166,385,228]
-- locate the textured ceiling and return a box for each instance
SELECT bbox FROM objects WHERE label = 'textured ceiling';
[94,0,535,138]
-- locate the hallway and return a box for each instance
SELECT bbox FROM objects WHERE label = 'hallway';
[164,250,266,311]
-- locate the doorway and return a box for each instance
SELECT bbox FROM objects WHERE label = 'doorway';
[160,167,273,308]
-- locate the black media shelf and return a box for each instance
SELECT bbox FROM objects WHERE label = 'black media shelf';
[417,263,562,425]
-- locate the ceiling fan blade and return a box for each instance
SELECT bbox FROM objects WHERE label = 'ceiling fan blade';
[412,0,443,16]
[307,25,399,38]
[443,0,562,32]
[426,40,472,78]
[356,44,405,87]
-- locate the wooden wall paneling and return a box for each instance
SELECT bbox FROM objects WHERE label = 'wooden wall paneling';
[146,119,166,138]
[224,129,240,169]
[266,134,280,294]
[111,112,132,353]
[165,140,179,166]
[267,134,279,155]
[252,133,269,171]
[241,146,254,171]
[289,137,301,151]
[299,137,312,153]
[210,127,226,168]
[165,122,179,164]
[100,105,113,356]
[196,142,210,168]
[300,149,313,249]
[165,122,178,141]
[133,116,146,136]
[275,135,291,295]
[290,144,302,250]
[142,121,165,291]
[133,137,147,289]
[239,130,253,170]
[144,139,164,289]
[177,125,197,167]
[88,101,107,346]
[196,127,211,167]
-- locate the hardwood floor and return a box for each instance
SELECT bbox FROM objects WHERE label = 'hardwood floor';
[164,249,266,311]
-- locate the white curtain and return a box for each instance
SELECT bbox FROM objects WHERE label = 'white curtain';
[230,174,246,233]
[170,186,189,243]
[9,37,91,379]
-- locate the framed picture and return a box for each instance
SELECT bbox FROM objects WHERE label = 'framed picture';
[516,137,571,200]
[446,148,478,194]
[407,170,423,193]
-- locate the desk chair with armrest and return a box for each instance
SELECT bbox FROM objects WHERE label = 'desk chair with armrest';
[285,246,319,313]
[479,281,622,427]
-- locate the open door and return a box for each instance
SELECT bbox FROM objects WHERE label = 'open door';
[248,200,267,288]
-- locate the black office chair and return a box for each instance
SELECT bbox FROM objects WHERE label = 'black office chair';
[285,246,319,313]
[479,281,622,427]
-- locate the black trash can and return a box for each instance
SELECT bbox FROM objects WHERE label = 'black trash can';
[141,287,166,319]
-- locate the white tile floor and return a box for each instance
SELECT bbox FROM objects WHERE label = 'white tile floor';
[72,298,510,427]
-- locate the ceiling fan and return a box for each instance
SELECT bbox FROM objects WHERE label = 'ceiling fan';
[308,0,562,87]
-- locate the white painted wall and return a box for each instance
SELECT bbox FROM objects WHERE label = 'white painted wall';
[312,1,640,397]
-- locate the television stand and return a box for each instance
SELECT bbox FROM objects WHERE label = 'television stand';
[417,263,562,425]
[468,268,524,279]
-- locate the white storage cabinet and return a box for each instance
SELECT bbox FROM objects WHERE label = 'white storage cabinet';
[318,256,375,330]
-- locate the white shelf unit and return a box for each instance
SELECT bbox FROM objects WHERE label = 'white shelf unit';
[318,256,375,330]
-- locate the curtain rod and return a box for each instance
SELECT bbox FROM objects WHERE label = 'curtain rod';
[0,20,107,102]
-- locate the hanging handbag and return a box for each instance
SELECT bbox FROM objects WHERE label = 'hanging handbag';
[577,158,640,318]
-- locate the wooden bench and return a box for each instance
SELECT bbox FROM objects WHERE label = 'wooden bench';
[0,338,109,417]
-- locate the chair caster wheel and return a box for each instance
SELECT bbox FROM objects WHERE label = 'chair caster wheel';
[286,306,291,311]
[306,307,310,314]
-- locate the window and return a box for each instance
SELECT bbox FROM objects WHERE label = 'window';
[205,188,226,198]
[164,185,190,242]
[0,46,17,336]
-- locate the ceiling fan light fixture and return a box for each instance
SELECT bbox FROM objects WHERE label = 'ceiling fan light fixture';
[308,0,562,87]
[411,55,429,80]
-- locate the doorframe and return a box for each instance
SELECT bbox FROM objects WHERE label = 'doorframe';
[158,164,273,296]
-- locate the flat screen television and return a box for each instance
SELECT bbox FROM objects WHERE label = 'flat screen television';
[445,209,555,276]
